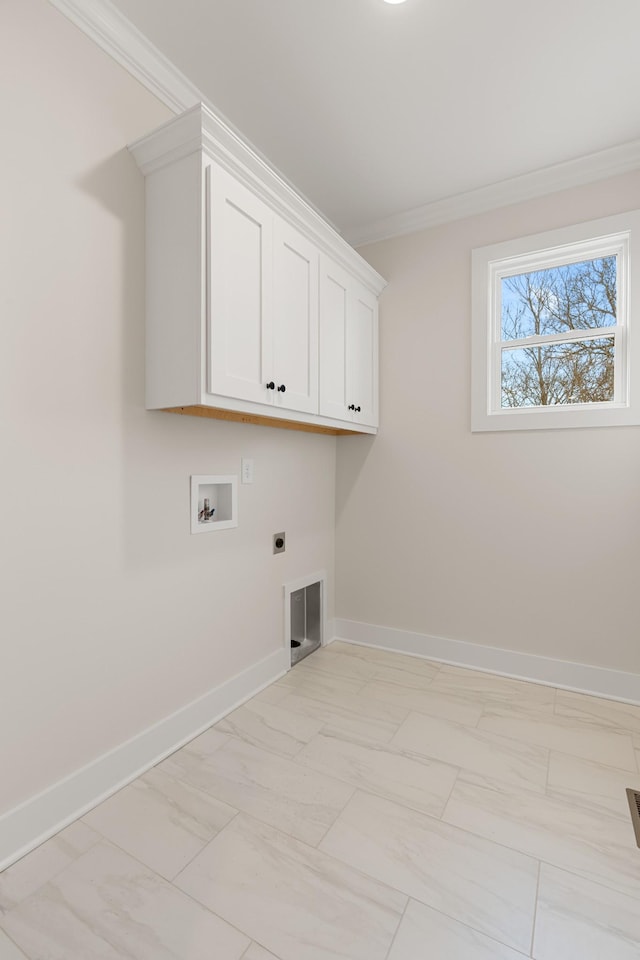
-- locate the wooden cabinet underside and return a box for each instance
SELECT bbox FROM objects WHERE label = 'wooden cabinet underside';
[161,405,363,435]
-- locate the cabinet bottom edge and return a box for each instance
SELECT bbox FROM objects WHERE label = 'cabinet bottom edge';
[159,405,371,436]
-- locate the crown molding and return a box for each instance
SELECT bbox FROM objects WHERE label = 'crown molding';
[49,0,200,114]
[48,0,338,231]
[128,103,386,295]
[345,138,640,247]
[50,0,640,250]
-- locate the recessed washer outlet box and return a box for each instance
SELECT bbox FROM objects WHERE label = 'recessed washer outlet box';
[273,532,286,554]
[284,571,327,669]
[290,581,322,666]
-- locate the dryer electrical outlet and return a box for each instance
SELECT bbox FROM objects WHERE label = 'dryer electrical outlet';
[273,532,286,554]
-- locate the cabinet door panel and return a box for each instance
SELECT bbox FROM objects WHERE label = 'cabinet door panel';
[208,165,273,404]
[347,283,378,427]
[319,258,349,421]
[273,220,318,414]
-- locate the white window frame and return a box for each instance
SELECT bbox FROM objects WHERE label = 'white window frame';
[471,210,640,431]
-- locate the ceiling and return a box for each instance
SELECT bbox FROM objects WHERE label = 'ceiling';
[110,0,640,241]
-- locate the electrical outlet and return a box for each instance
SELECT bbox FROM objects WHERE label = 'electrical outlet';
[273,532,285,554]
[241,458,254,484]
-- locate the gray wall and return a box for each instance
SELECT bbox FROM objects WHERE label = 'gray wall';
[0,0,335,815]
[339,171,640,673]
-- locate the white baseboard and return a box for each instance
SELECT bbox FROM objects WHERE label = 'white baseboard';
[0,647,289,872]
[334,618,640,705]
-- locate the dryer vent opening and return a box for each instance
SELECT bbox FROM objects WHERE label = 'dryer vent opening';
[290,581,321,666]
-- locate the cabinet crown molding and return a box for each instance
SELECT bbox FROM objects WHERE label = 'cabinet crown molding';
[129,103,386,297]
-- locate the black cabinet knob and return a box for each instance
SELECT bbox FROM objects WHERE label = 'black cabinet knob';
[266,381,275,390]
[355,406,361,412]
[348,404,355,410]
[277,384,286,393]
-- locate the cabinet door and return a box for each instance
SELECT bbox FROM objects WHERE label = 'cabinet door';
[319,257,350,421]
[272,219,319,414]
[319,258,379,427]
[347,281,378,427]
[208,164,273,404]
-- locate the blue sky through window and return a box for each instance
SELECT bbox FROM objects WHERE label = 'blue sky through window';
[501,256,617,341]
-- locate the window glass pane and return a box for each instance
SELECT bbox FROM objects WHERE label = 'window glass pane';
[501,255,617,341]
[501,337,615,407]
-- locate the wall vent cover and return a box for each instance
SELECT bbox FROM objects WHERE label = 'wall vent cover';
[626,789,640,848]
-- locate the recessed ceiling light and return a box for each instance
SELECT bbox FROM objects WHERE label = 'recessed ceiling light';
[383,0,409,4]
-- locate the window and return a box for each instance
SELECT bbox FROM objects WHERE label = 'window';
[471,211,640,431]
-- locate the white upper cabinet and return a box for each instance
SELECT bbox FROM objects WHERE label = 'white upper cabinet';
[272,219,319,415]
[209,168,319,415]
[347,282,378,427]
[319,257,378,427]
[319,257,350,422]
[208,164,274,405]
[129,104,385,435]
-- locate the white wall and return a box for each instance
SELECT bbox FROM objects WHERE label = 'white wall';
[0,0,335,817]
[338,172,640,675]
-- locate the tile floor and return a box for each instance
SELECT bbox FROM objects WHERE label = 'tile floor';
[1,640,640,959]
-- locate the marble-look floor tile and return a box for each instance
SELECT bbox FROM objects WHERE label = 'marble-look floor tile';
[480,697,558,724]
[362,679,484,727]
[443,772,640,900]
[319,790,537,954]
[215,699,323,758]
[555,689,640,737]
[430,665,555,713]
[367,664,441,691]
[162,736,354,846]
[0,929,28,959]
[296,730,458,818]
[391,711,548,793]
[299,652,424,692]
[0,821,100,914]
[330,641,441,680]
[310,644,441,688]
[175,814,407,960]
[173,726,229,759]
[295,647,378,682]
[533,863,640,960]
[242,944,281,960]
[277,691,401,744]
[479,704,637,770]
[2,842,249,960]
[547,751,639,821]
[249,683,292,706]
[277,668,365,702]
[83,765,237,880]
[388,898,529,960]
[279,679,411,729]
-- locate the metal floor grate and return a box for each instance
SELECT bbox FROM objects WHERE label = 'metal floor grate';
[626,789,640,848]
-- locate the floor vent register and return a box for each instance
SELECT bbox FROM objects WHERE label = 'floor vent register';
[627,789,640,848]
